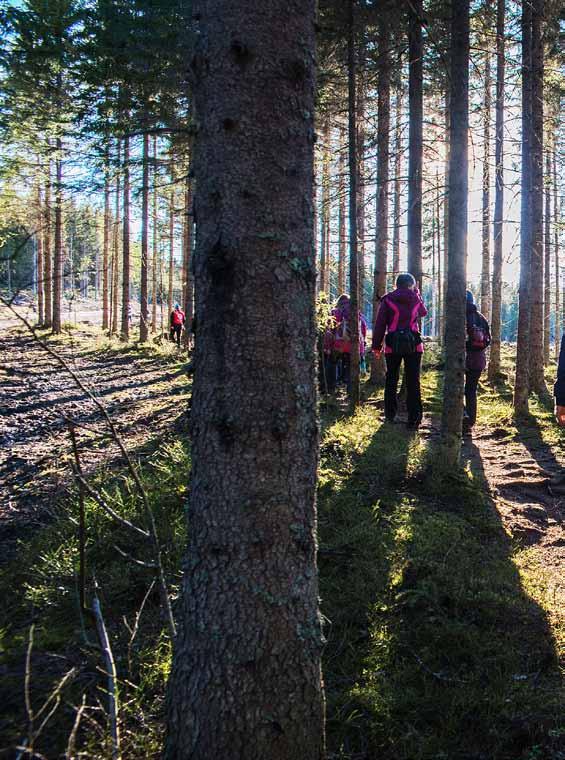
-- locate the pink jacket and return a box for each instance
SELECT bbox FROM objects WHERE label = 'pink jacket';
[372,288,427,354]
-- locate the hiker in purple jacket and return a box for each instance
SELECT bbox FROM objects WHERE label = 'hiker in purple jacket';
[464,290,491,433]
[372,273,427,429]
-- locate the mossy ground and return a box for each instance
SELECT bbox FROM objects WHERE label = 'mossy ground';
[0,336,563,758]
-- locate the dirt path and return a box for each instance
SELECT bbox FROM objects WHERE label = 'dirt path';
[461,425,565,609]
[0,328,189,563]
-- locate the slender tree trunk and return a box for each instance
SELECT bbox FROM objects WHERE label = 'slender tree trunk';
[441,0,469,464]
[544,148,551,364]
[152,135,158,332]
[481,13,492,319]
[392,88,402,281]
[168,189,175,318]
[370,18,390,385]
[407,0,423,286]
[182,175,193,347]
[140,133,150,343]
[319,118,330,295]
[528,0,544,392]
[164,2,324,757]
[513,0,532,413]
[554,143,561,360]
[488,0,505,381]
[52,138,63,335]
[442,99,450,336]
[121,135,131,340]
[102,144,111,331]
[337,123,346,295]
[356,74,366,314]
[36,179,44,325]
[436,170,443,342]
[43,163,52,328]
[348,0,361,410]
[111,141,121,336]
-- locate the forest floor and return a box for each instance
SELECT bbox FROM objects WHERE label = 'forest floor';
[0,324,189,566]
[0,328,563,759]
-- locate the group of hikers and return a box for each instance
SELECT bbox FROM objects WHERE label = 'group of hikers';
[321,272,491,433]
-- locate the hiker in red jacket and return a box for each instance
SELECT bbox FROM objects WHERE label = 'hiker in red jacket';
[170,303,185,347]
[372,273,427,429]
[463,290,490,433]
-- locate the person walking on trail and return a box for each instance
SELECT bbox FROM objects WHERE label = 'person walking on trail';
[549,336,565,495]
[332,293,368,390]
[170,303,185,347]
[371,272,427,430]
[463,290,491,434]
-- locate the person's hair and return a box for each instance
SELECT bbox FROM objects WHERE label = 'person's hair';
[174,302,180,309]
[466,290,475,304]
[396,273,416,289]
[335,293,350,307]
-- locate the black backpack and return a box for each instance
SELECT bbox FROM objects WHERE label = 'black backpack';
[388,328,417,356]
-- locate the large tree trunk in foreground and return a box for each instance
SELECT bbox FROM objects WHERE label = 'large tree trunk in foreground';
[441,0,469,464]
[392,87,402,281]
[513,0,532,413]
[182,175,193,346]
[337,123,346,295]
[319,117,330,295]
[165,2,325,758]
[370,18,390,385]
[407,0,423,287]
[528,0,544,392]
[121,135,131,340]
[488,0,505,381]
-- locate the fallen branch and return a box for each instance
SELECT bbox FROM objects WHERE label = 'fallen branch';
[93,587,121,760]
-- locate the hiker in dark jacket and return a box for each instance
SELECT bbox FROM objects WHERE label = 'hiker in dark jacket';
[464,290,491,432]
[372,272,428,429]
[548,336,565,495]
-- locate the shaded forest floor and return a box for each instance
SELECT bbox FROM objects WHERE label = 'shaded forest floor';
[0,329,564,759]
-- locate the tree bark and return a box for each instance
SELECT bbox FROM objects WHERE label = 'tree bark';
[348,0,361,410]
[554,142,560,360]
[36,179,44,325]
[407,0,423,287]
[370,19,390,385]
[102,144,111,331]
[337,123,347,295]
[544,148,551,364]
[52,138,63,335]
[488,0,505,381]
[168,187,175,319]
[319,117,330,295]
[513,0,532,413]
[164,2,324,758]
[152,135,158,332]
[111,141,121,337]
[182,174,193,346]
[356,22,367,313]
[140,133,150,343]
[528,0,544,392]
[441,0,469,464]
[436,170,443,341]
[480,10,492,319]
[43,163,52,328]
[392,87,402,280]
[121,135,131,340]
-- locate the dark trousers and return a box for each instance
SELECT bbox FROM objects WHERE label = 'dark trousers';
[385,353,423,424]
[170,324,182,346]
[464,369,482,425]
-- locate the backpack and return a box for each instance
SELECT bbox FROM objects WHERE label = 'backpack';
[388,328,417,356]
[467,314,488,351]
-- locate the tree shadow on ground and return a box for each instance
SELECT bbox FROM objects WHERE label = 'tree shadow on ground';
[320,397,564,759]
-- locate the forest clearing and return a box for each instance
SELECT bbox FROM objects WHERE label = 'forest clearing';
[1,0,564,757]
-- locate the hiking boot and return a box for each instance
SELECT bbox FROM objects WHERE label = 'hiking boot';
[548,471,565,497]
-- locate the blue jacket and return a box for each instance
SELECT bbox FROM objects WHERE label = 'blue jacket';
[555,335,565,405]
